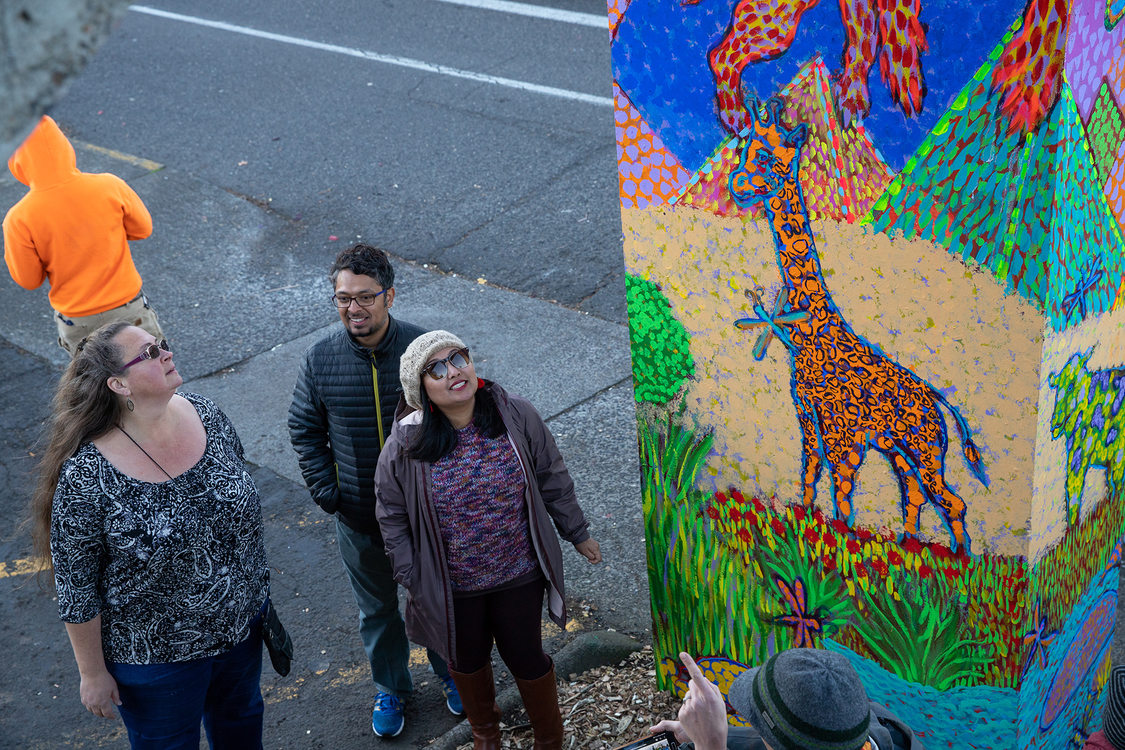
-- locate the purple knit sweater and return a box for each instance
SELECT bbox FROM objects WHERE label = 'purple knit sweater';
[430,423,538,591]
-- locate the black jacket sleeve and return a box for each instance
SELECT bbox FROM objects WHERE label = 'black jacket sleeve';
[288,352,341,514]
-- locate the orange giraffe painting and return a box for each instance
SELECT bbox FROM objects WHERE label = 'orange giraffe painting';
[728,98,989,553]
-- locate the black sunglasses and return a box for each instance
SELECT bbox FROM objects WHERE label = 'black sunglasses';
[421,348,471,380]
[123,339,171,369]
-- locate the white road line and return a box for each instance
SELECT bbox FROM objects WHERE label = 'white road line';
[129,6,613,107]
[430,0,607,28]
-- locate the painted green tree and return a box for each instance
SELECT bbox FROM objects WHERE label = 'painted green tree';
[626,273,695,403]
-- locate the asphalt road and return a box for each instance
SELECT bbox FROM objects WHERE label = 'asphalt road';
[1,2,645,748]
[50,0,625,322]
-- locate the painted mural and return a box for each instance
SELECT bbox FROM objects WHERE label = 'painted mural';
[611,0,1125,747]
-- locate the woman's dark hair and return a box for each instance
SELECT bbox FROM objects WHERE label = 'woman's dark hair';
[30,321,131,567]
[407,382,506,463]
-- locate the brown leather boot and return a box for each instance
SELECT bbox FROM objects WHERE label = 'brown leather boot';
[450,664,501,750]
[514,661,563,750]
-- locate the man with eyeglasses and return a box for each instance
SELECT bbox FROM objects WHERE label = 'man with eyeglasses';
[287,244,461,738]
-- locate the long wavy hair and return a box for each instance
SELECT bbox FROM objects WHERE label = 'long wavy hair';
[30,321,130,566]
[407,381,505,463]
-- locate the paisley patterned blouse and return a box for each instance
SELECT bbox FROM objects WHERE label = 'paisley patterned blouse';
[51,392,269,665]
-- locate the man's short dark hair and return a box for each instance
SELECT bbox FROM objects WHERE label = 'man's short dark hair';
[330,244,395,290]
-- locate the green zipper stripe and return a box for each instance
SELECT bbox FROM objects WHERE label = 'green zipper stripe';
[371,360,385,448]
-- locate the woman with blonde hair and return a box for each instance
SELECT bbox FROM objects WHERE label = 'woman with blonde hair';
[376,330,601,750]
[31,321,270,749]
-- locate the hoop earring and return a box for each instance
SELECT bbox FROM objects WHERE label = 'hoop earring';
[126,398,135,412]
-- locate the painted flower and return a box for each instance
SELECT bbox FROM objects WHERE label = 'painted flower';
[737,528,752,543]
[902,537,922,555]
[871,559,889,577]
[919,564,933,578]
[888,549,903,566]
[804,528,819,545]
[793,506,806,522]
[707,506,721,520]
[731,488,745,504]
[729,508,742,523]
[846,539,861,555]
[715,492,729,506]
[822,532,838,549]
[771,518,787,538]
[831,519,850,535]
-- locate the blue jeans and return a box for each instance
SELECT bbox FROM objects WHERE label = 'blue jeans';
[336,517,449,698]
[107,623,264,750]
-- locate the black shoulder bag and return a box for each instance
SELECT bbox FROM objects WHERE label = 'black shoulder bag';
[262,599,294,676]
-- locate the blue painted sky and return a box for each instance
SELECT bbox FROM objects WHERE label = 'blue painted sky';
[612,0,1027,173]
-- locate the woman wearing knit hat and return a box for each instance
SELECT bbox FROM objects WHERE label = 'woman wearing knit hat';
[375,330,601,749]
[1086,665,1125,749]
[649,649,923,750]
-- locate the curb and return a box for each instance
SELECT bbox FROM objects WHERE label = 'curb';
[430,629,643,750]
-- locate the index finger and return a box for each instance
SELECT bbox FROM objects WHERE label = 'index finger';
[679,651,708,687]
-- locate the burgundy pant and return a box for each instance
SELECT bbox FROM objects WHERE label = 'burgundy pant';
[450,577,551,680]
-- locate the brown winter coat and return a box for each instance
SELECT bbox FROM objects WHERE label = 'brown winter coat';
[374,381,591,665]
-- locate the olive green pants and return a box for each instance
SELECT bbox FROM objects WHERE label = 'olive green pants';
[54,291,164,357]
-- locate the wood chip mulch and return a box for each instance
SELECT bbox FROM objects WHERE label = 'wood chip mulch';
[457,645,681,750]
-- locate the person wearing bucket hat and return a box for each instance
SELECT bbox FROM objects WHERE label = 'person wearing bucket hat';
[1086,664,1125,749]
[649,649,922,750]
[375,330,602,749]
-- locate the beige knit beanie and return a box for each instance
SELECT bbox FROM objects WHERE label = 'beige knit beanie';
[399,330,468,411]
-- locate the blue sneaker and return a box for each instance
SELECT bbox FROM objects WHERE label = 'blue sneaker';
[371,692,404,737]
[440,673,464,716]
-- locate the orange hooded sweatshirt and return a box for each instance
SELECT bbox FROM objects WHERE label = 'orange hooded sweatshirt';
[3,116,152,317]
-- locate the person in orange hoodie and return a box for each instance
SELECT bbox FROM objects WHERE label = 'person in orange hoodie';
[3,115,163,356]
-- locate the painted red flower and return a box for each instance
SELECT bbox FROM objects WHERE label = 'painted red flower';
[707,506,720,520]
[753,498,766,512]
[856,528,873,542]
[715,492,729,506]
[731,488,745,504]
[771,518,787,538]
[822,555,837,572]
[855,564,868,578]
[888,549,903,566]
[918,564,933,578]
[847,539,861,554]
[902,537,922,554]
[944,566,959,581]
[813,509,825,525]
[793,506,806,522]
[729,508,742,522]
[745,511,758,527]
[822,532,838,549]
[871,559,889,577]
[737,528,752,543]
[831,519,850,535]
[804,528,819,544]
